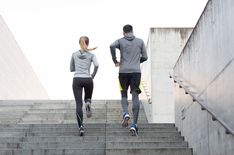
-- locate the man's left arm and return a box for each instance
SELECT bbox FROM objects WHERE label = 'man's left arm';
[140,41,148,63]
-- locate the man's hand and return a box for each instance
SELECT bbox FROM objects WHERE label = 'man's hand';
[115,62,120,67]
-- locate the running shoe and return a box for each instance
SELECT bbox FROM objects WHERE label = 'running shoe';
[85,102,92,118]
[121,113,130,127]
[130,124,138,136]
[79,125,84,136]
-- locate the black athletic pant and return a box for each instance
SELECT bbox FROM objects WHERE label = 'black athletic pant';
[119,73,141,124]
[72,77,93,127]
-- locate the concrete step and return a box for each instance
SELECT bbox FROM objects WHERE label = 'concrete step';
[0,131,105,137]
[0,112,26,116]
[0,132,179,140]
[17,120,148,124]
[0,130,180,138]
[0,149,105,155]
[0,102,143,107]
[0,120,21,124]
[106,148,193,155]
[0,123,176,128]
[0,100,192,155]
[0,127,177,133]
[0,101,34,106]
[0,122,180,131]
[18,113,147,119]
[106,141,188,149]
[106,136,184,142]
[0,142,105,149]
[21,108,146,112]
[0,136,184,143]
[0,141,188,149]
[20,111,146,116]
[0,136,105,143]
[0,106,31,112]
[105,131,181,137]
[107,123,176,128]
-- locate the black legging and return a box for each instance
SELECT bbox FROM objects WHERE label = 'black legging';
[72,77,93,127]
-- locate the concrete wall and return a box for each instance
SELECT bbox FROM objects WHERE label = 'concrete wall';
[174,85,234,155]
[141,28,192,123]
[0,15,49,99]
[173,0,234,154]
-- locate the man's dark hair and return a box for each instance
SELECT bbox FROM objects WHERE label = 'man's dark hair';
[123,24,133,33]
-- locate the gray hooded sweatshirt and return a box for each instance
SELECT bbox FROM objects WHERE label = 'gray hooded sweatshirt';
[70,50,99,78]
[110,33,148,73]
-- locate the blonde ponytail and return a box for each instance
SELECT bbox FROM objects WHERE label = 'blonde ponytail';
[79,36,97,52]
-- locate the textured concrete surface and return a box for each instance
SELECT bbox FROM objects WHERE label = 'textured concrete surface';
[141,28,192,123]
[173,0,234,154]
[0,100,192,155]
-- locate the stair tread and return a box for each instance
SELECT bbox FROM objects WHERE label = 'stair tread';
[0,100,192,155]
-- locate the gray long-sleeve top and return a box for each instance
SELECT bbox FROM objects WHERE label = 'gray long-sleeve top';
[110,33,148,73]
[70,50,99,78]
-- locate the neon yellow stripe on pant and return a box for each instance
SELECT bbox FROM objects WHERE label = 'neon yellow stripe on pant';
[118,80,142,92]
[139,81,142,92]
[119,80,123,91]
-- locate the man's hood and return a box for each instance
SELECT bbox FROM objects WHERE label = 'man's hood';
[124,33,135,41]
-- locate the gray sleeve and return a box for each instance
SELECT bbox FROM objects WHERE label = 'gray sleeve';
[92,54,99,67]
[140,41,148,63]
[91,66,99,79]
[110,40,120,64]
[70,54,75,72]
[91,54,99,78]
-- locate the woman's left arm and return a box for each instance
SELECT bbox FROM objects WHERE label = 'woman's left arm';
[91,55,99,79]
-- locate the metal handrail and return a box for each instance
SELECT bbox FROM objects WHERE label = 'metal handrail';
[170,75,234,136]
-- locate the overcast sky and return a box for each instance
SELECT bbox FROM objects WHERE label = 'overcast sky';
[0,0,208,99]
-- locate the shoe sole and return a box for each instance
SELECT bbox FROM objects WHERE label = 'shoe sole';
[121,117,130,127]
[130,128,138,136]
[79,130,84,136]
[86,112,92,118]
[86,105,92,118]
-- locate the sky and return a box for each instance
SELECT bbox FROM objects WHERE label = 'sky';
[0,0,208,99]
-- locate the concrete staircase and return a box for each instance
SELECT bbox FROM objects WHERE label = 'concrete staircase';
[0,100,193,155]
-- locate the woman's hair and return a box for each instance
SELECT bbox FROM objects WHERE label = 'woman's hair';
[79,36,96,51]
